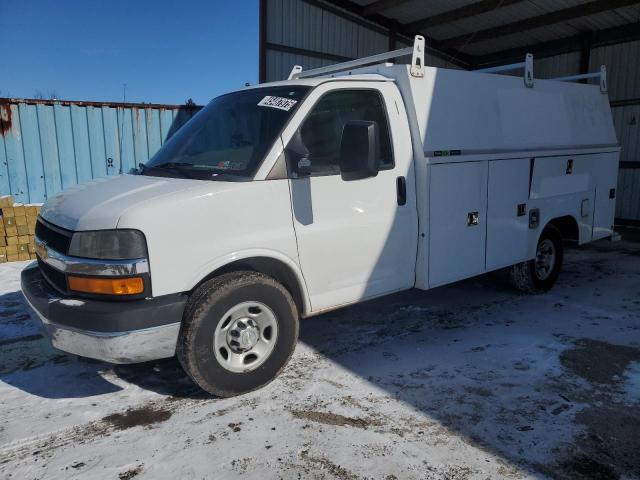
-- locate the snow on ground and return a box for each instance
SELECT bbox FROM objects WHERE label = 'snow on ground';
[0,237,639,480]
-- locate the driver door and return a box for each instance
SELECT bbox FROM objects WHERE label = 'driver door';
[284,83,418,312]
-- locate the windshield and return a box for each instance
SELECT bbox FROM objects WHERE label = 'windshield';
[142,86,310,180]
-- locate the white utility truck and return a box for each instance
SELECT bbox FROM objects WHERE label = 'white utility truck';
[22,37,619,396]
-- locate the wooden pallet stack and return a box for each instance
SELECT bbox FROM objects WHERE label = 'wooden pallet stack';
[0,195,40,263]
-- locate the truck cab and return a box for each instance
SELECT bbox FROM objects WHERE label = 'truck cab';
[21,37,620,397]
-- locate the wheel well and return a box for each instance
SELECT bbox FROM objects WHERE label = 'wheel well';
[547,215,579,243]
[194,257,306,316]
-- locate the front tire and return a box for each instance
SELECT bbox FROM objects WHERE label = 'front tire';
[509,225,563,294]
[177,271,299,397]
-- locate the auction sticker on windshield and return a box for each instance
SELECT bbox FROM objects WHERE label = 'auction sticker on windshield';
[258,96,298,111]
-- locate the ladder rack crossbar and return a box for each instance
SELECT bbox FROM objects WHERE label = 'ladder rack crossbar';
[551,72,600,82]
[473,54,534,88]
[289,35,427,80]
[550,66,607,93]
[294,47,413,79]
[474,62,526,74]
[286,39,608,95]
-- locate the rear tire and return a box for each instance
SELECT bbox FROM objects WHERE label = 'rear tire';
[177,271,299,397]
[509,225,563,294]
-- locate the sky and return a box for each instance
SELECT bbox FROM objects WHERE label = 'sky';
[0,0,259,105]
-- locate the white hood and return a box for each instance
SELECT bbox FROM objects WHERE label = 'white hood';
[40,174,206,231]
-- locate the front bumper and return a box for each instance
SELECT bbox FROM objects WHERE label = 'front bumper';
[21,262,187,364]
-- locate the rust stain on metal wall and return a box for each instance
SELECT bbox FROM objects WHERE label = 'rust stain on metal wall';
[0,102,12,136]
[0,96,202,110]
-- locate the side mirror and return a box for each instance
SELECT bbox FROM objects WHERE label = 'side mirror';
[339,120,380,181]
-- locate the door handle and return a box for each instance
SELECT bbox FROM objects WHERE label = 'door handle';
[396,176,406,206]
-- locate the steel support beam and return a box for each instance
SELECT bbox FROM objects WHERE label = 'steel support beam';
[266,43,353,63]
[473,22,640,68]
[579,33,593,84]
[259,0,268,83]
[363,0,413,17]
[440,0,640,48]
[388,19,398,53]
[313,0,473,67]
[406,0,524,32]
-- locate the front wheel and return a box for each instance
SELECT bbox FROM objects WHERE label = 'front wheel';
[177,271,299,397]
[509,225,564,294]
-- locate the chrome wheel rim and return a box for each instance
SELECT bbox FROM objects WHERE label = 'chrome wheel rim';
[213,301,278,373]
[535,239,556,281]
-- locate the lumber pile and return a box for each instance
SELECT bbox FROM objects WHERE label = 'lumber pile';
[0,195,40,263]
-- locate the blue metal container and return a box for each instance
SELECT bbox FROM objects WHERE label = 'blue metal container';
[0,99,200,203]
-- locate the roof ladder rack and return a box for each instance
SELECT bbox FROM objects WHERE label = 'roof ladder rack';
[550,65,608,93]
[474,53,534,88]
[288,35,426,80]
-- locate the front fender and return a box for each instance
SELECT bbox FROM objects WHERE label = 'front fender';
[187,249,312,316]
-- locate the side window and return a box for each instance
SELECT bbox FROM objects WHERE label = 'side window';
[287,89,394,177]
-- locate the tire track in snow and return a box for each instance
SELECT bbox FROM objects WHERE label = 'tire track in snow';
[0,396,203,466]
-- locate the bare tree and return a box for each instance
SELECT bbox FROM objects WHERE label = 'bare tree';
[32,90,62,100]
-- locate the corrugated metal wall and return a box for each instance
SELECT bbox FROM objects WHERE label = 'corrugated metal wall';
[612,102,640,220]
[534,52,582,80]
[265,0,387,81]
[590,40,640,104]
[0,100,199,204]
[263,0,459,82]
[591,40,640,222]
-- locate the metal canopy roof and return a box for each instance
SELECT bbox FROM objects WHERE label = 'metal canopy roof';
[320,0,640,67]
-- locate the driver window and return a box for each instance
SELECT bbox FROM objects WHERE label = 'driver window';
[287,89,394,177]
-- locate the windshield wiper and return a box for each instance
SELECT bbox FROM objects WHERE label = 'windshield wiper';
[154,161,196,168]
[144,162,198,179]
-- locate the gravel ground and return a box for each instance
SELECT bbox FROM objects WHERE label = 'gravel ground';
[0,236,639,480]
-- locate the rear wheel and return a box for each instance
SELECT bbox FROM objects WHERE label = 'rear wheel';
[177,271,299,397]
[509,225,563,293]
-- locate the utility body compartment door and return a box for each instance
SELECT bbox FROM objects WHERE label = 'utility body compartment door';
[530,154,596,244]
[428,161,488,287]
[485,158,531,271]
[590,152,619,240]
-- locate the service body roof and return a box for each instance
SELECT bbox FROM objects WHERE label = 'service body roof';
[253,64,618,157]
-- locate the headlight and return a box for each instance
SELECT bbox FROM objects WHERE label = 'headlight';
[68,230,147,260]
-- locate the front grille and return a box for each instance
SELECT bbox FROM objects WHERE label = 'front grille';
[35,218,72,254]
[37,257,67,294]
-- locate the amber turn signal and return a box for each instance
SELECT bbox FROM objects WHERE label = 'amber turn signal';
[67,276,144,295]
